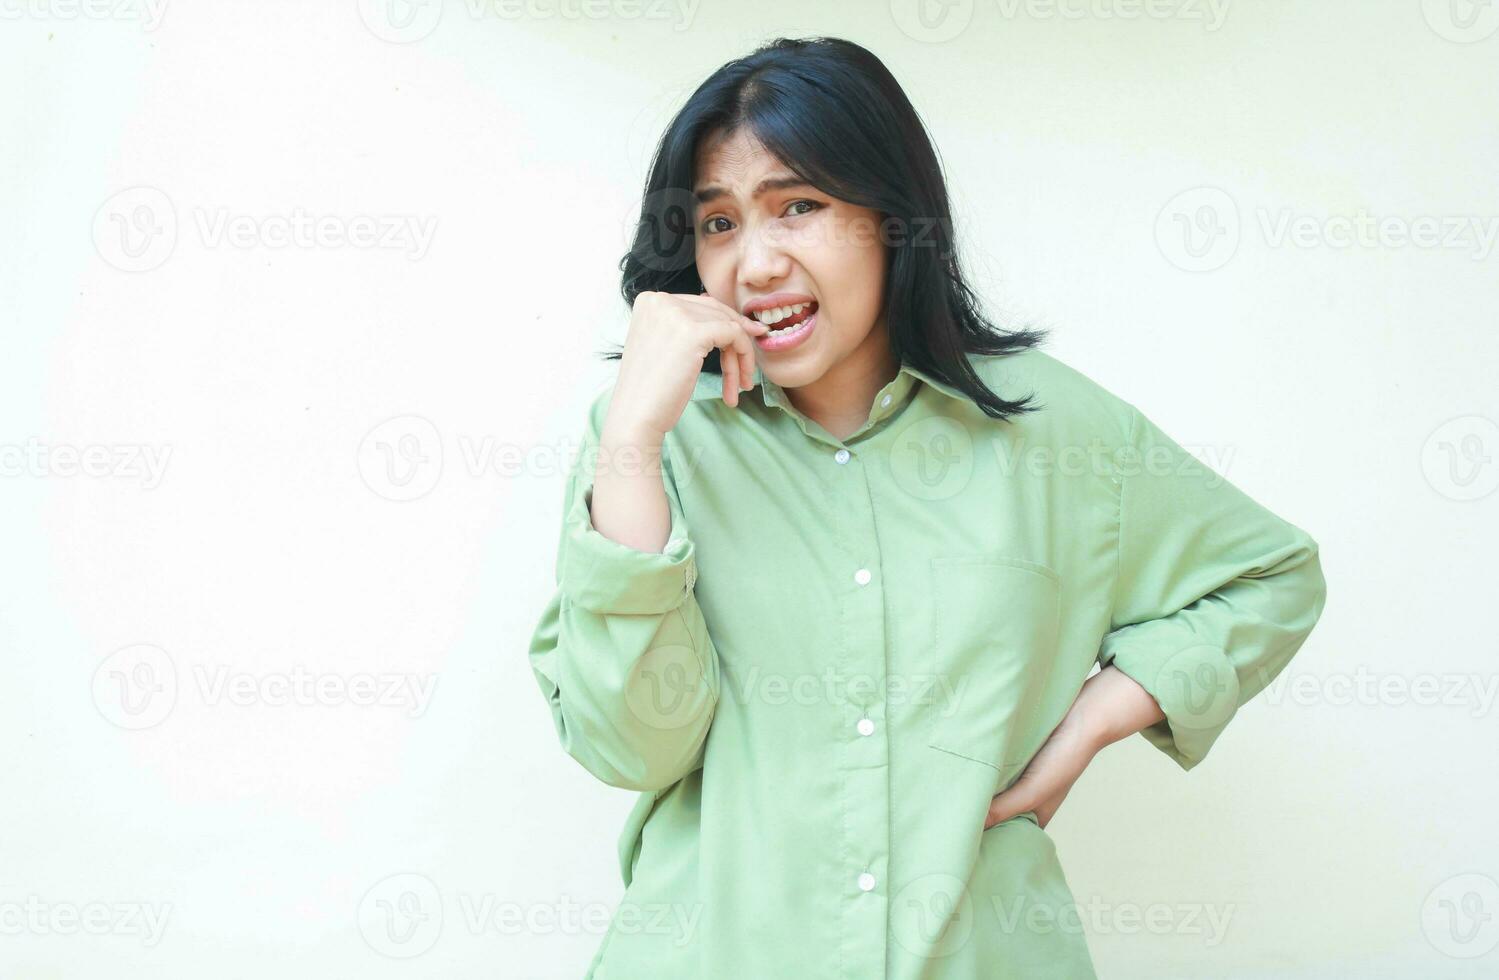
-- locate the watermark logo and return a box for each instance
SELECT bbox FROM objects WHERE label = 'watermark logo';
[1421,415,1498,502]
[357,0,702,43]
[1155,186,1240,272]
[626,186,700,274]
[194,665,438,717]
[93,186,177,273]
[1257,209,1499,261]
[92,186,438,271]
[989,893,1235,943]
[93,644,440,728]
[1148,644,1239,733]
[359,872,443,958]
[357,875,702,955]
[0,439,171,488]
[92,643,177,730]
[1421,872,1499,958]
[459,892,701,944]
[992,433,1233,489]
[356,0,443,42]
[1422,0,1499,43]
[1157,187,1499,270]
[192,207,437,260]
[891,0,1229,41]
[890,0,975,43]
[478,0,700,29]
[890,416,975,501]
[0,0,169,30]
[718,665,973,718]
[354,419,712,500]
[892,872,974,957]
[0,897,171,945]
[625,644,705,731]
[358,415,444,502]
[1259,666,1499,717]
[997,0,1230,29]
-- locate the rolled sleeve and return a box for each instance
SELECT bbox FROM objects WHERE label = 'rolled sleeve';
[526,387,720,793]
[561,481,698,616]
[1098,404,1328,771]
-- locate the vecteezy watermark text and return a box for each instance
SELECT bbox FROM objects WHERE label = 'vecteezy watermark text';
[92,187,438,272]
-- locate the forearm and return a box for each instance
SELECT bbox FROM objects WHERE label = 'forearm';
[1065,664,1168,751]
[591,417,672,555]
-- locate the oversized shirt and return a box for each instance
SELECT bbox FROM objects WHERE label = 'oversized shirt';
[526,347,1327,979]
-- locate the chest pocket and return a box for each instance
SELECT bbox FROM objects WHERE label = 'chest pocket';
[924,554,1061,773]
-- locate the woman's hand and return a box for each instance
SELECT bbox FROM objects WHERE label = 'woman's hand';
[607,290,770,441]
[983,713,1102,831]
[984,665,1168,831]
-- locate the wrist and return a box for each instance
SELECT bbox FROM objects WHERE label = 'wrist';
[598,419,666,475]
[600,413,665,450]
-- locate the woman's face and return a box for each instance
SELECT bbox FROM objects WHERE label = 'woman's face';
[693,128,890,390]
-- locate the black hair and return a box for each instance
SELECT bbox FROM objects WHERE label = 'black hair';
[603,35,1046,421]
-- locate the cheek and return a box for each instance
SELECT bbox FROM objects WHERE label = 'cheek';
[817,217,885,298]
[820,247,884,319]
[694,252,730,291]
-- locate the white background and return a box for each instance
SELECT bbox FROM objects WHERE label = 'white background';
[2,0,1496,976]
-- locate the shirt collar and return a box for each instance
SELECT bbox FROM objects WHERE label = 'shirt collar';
[748,359,969,407]
[723,359,969,446]
[689,359,971,436]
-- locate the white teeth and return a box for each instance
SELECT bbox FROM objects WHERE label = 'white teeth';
[754,302,809,325]
[765,314,813,338]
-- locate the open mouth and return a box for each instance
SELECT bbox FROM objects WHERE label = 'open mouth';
[754,301,819,353]
[757,300,818,337]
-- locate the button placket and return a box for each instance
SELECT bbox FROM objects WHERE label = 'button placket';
[832,430,890,980]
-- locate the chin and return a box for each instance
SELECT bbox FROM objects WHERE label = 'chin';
[761,357,827,390]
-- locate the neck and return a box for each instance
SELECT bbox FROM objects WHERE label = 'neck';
[784,325,900,441]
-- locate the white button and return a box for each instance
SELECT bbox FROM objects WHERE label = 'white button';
[854,568,871,585]
[834,448,851,464]
[858,873,876,892]
[856,718,874,736]
[880,394,892,407]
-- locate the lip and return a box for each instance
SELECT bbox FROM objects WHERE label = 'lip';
[742,292,816,317]
[755,309,817,353]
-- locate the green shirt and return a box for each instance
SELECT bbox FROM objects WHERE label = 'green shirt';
[527,347,1327,979]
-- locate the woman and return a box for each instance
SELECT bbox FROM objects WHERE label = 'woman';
[527,36,1326,979]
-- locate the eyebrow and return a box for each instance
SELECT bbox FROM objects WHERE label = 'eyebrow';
[693,174,813,206]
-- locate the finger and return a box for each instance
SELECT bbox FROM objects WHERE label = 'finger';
[694,291,768,337]
[729,328,760,399]
[986,801,1026,830]
[729,317,755,391]
[984,782,1036,829]
[699,316,765,371]
[722,351,740,407]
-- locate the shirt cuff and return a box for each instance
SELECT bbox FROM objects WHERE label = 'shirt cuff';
[1099,636,1243,771]
[559,482,698,616]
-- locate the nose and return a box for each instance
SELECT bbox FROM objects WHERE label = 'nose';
[736,216,791,288]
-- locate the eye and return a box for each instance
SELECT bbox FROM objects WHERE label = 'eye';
[699,200,824,237]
